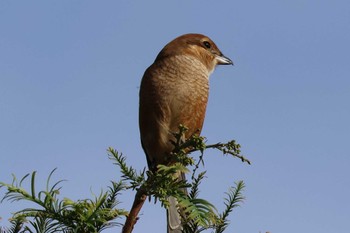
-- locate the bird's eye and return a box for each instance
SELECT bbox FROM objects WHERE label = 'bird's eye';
[203,41,211,49]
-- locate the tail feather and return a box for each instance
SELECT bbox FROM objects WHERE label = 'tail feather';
[167,196,182,233]
[167,172,187,233]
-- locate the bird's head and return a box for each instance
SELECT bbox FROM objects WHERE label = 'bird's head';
[155,33,233,73]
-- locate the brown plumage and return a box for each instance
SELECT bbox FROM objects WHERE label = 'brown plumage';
[139,33,232,233]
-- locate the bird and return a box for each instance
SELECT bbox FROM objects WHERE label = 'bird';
[139,33,233,233]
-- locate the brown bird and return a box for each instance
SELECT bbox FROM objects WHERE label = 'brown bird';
[139,33,232,233]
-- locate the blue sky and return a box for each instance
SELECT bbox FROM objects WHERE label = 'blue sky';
[1,1,350,232]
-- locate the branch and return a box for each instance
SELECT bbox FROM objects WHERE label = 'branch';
[122,187,147,233]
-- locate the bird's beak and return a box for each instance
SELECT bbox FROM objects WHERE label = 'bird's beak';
[216,54,233,65]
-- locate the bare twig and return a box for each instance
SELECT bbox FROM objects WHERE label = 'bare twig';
[122,186,147,233]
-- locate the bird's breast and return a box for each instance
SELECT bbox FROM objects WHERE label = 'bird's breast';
[156,56,210,134]
[139,55,210,166]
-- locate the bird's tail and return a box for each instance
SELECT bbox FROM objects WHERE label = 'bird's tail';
[167,196,182,233]
[167,172,187,233]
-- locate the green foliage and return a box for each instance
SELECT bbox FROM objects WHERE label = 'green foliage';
[215,181,245,233]
[1,126,249,232]
[0,217,25,233]
[108,148,190,205]
[0,169,127,233]
[108,149,146,190]
[109,125,248,233]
